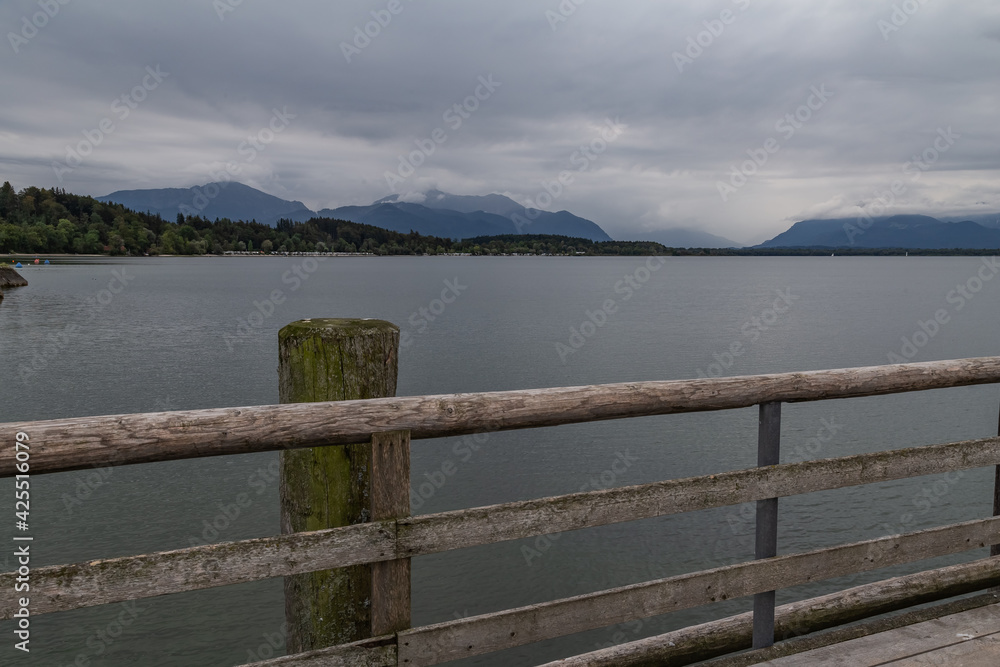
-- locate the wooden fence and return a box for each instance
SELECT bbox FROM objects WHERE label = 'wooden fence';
[3,323,1000,665]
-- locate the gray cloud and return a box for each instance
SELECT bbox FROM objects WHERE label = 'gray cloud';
[2,0,999,243]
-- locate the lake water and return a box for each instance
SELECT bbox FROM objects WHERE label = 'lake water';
[2,255,1000,666]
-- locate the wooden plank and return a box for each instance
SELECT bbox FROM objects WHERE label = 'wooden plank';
[5,356,1000,477]
[701,594,1000,667]
[890,636,1000,667]
[399,436,1000,557]
[5,437,1000,619]
[235,635,397,666]
[0,521,396,620]
[537,558,1000,666]
[370,430,411,637]
[762,602,1000,666]
[396,516,1000,666]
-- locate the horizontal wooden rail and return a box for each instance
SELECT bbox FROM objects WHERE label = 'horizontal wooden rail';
[238,635,397,667]
[246,558,1000,667]
[0,521,394,620]
[399,435,1000,556]
[536,556,1000,667]
[228,519,1000,667]
[395,516,1000,665]
[4,356,1000,476]
[5,435,1000,619]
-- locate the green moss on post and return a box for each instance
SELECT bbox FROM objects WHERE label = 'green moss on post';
[278,318,400,653]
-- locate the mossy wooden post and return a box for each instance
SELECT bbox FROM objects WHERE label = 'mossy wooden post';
[278,318,409,653]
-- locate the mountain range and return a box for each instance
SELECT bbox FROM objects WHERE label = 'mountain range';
[98,182,316,226]
[758,214,1000,249]
[98,183,615,241]
[98,183,741,246]
[99,182,1000,249]
[319,189,612,241]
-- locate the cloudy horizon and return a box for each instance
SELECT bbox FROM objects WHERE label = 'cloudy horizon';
[2,0,998,244]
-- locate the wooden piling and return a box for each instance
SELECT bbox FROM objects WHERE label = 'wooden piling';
[278,318,405,653]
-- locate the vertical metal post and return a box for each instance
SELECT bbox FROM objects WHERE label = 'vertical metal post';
[753,401,781,649]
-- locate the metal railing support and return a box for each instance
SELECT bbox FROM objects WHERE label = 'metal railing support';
[753,401,781,649]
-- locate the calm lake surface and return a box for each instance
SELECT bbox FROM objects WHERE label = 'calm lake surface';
[3,255,1000,665]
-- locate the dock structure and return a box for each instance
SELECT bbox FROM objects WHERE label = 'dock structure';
[766,602,1000,665]
[3,318,1000,665]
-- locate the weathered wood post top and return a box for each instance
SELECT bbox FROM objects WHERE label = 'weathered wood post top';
[278,318,400,401]
[278,318,406,654]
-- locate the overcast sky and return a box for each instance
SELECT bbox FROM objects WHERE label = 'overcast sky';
[2,1,998,243]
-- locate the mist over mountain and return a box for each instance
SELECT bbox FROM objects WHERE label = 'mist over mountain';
[759,214,1000,249]
[97,182,1000,250]
[378,189,526,217]
[99,183,613,242]
[348,190,613,241]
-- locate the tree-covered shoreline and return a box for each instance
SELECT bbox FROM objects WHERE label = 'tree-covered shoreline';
[0,183,670,256]
[3,183,1000,257]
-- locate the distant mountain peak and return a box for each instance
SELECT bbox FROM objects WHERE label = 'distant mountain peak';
[98,182,613,241]
[759,213,1000,249]
[324,188,611,241]
[98,182,313,226]
[376,189,527,218]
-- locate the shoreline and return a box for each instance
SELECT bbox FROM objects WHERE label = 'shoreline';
[4,249,1000,260]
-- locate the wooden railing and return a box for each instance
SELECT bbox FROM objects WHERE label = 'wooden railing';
[4,354,1000,665]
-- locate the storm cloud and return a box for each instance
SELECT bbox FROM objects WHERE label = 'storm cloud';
[2,0,998,243]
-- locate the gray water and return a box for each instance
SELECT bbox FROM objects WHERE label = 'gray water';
[2,255,1000,666]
